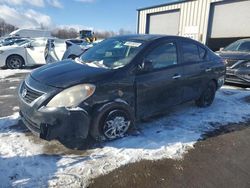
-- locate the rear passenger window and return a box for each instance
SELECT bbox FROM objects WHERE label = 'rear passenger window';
[181,42,207,63]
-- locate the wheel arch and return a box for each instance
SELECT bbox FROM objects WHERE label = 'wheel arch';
[6,54,25,66]
[211,78,218,90]
[90,99,135,141]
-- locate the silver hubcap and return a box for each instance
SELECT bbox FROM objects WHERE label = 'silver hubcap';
[103,116,130,139]
[9,58,22,69]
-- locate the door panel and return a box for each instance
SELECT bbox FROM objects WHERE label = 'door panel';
[135,40,183,118]
[136,67,183,118]
[26,39,46,65]
[182,62,207,101]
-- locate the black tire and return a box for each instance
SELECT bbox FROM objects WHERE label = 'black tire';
[90,103,134,141]
[195,81,216,107]
[6,55,24,69]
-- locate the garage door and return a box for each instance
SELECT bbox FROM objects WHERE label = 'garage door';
[209,0,250,38]
[146,10,180,35]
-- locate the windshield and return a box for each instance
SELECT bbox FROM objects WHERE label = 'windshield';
[18,40,32,46]
[224,40,250,52]
[80,38,145,69]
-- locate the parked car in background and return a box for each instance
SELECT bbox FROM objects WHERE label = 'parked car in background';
[0,36,25,46]
[19,35,225,144]
[62,40,93,60]
[0,38,30,47]
[217,39,250,86]
[0,38,64,69]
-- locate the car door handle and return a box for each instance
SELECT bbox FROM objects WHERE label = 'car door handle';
[172,74,181,79]
[205,68,212,72]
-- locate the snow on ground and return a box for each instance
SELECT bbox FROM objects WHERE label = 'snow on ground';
[0,85,250,187]
[0,65,249,186]
[0,69,32,79]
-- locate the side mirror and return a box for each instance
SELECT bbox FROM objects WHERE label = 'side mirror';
[138,59,153,72]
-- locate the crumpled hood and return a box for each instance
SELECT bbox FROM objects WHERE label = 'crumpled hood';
[217,51,250,60]
[31,60,111,88]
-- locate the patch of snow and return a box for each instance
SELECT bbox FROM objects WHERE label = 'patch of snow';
[0,95,14,98]
[12,106,20,111]
[0,69,32,79]
[0,113,19,130]
[9,86,17,90]
[0,86,250,187]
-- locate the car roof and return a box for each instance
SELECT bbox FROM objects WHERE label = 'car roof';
[111,34,194,42]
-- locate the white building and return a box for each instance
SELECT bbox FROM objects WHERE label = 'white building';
[137,0,250,50]
[9,29,51,38]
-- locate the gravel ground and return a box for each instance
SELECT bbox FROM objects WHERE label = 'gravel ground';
[0,73,26,117]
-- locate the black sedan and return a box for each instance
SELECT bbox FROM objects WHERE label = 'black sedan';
[18,35,225,144]
[217,39,250,86]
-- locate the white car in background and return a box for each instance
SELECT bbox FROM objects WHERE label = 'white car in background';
[0,38,66,69]
[62,39,103,60]
[62,39,93,60]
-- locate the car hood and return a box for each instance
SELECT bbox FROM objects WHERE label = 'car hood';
[0,45,22,50]
[217,51,250,60]
[31,60,112,88]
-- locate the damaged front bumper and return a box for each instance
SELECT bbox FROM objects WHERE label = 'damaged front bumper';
[226,68,250,86]
[19,104,90,141]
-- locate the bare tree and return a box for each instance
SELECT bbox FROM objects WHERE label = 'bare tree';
[0,19,18,37]
[118,28,133,35]
[52,27,78,39]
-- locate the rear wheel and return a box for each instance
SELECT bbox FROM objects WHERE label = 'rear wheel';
[6,55,24,69]
[195,81,216,107]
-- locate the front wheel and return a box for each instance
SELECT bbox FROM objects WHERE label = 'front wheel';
[102,110,131,140]
[195,81,216,107]
[91,106,133,141]
[6,55,24,69]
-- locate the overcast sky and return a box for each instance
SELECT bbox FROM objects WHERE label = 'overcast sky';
[0,0,176,32]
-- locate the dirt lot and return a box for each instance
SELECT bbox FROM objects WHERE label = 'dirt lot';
[0,72,26,117]
[90,124,250,188]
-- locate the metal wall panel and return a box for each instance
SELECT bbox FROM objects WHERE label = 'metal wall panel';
[137,0,223,43]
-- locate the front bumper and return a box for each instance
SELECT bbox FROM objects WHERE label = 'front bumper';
[19,106,90,141]
[18,79,91,141]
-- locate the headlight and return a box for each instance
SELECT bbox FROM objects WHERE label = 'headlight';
[0,50,4,54]
[46,84,95,108]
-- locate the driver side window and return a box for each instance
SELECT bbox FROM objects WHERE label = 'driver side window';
[145,42,178,69]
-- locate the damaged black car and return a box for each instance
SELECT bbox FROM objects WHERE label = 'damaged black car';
[217,39,250,86]
[18,35,225,144]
